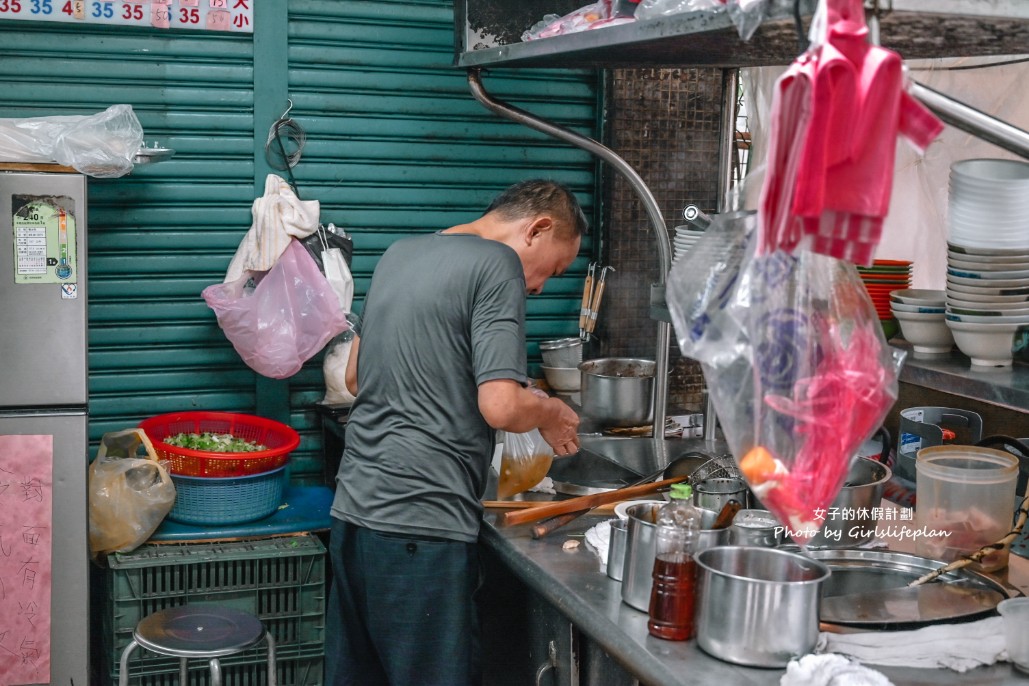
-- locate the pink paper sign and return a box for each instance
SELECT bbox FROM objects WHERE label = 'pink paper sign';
[0,435,53,686]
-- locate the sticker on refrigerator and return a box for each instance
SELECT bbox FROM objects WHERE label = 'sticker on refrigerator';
[11,195,77,285]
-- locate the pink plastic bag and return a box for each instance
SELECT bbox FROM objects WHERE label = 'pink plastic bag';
[202,239,349,379]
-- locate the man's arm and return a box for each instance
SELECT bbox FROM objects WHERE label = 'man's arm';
[478,379,580,456]
[344,335,360,397]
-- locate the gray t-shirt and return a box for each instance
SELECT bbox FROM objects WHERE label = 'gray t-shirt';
[331,231,527,543]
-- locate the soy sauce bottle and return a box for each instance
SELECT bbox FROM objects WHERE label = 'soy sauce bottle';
[647,483,701,641]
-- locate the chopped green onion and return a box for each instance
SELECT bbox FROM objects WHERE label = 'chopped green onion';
[163,432,267,453]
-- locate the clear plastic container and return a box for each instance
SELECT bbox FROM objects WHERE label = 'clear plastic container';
[915,445,1018,572]
[648,483,701,640]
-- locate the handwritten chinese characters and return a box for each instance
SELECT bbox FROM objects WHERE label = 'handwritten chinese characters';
[0,435,52,686]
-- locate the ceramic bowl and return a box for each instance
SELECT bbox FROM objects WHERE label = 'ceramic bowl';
[890,289,946,306]
[947,300,1029,314]
[890,301,945,315]
[951,158,1029,183]
[945,319,1022,367]
[948,257,1029,272]
[946,250,1029,265]
[947,243,1029,258]
[946,280,1029,296]
[947,267,1029,281]
[946,289,1029,305]
[894,310,954,354]
[946,311,1029,325]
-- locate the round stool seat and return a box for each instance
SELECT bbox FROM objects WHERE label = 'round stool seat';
[134,606,265,659]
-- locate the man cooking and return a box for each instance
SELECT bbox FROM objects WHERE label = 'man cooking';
[326,179,586,685]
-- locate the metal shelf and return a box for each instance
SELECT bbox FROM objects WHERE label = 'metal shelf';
[894,343,1029,413]
[458,0,1029,70]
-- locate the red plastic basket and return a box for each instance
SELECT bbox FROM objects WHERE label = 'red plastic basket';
[139,411,300,478]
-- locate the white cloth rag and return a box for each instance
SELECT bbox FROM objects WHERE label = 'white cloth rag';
[584,520,611,572]
[224,174,320,282]
[817,616,1008,673]
[782,654,894,686]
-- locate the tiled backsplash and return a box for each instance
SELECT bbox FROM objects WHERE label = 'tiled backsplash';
[594,67,726,412]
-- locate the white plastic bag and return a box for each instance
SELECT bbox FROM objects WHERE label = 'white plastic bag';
[322,333,357,406]
[202,239,349,379]
[88,429,176,557]
[0,104,143,178]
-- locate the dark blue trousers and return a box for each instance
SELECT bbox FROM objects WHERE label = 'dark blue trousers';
[325,518,482,686]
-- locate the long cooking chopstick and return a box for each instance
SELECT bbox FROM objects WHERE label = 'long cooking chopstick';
[497,475,688,527]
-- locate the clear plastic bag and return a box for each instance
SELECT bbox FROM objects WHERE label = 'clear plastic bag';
[635,0,724,21]
[88,429,176,557]
[635,0,765,40]
[522,2,613,40]
[322,332,357,406]
[668,229,903,542]
[497,428,555,499]
[202,238,349,379]
[0,104,143,178]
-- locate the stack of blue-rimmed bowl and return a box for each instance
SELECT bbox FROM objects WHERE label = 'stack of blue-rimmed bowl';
[945,159,1029,367]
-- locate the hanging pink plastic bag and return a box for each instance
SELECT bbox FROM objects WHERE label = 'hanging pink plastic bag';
[669,234,903,543]
[203,239,348,379]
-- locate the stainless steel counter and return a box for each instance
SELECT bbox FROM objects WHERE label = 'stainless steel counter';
[481,509,1027,685]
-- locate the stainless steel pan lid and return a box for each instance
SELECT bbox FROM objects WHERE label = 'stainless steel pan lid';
[807,548,1019,629]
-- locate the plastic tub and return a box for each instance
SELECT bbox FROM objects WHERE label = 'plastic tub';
[915,445,1018,572]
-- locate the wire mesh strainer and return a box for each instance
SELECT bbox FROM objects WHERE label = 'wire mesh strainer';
[688,454,743,484]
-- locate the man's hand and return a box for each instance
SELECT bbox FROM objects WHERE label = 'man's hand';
[537,398,580,457]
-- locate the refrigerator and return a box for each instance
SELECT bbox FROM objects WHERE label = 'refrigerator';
[0,172,90,686]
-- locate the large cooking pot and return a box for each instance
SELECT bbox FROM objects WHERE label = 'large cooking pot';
[694,546,830,667]
[806,456,892,549]
[579,358,655,428]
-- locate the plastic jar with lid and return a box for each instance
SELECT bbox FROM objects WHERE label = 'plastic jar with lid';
[915,445,1018,572]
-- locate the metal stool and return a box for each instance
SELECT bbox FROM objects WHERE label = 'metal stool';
[118,605,276,686]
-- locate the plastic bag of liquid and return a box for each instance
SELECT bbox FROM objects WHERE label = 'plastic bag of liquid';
[497,428,556,499]
[203,239,349,379]
[88,429,176,558]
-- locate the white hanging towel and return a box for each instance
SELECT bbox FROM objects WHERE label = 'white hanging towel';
[223,174,320,283]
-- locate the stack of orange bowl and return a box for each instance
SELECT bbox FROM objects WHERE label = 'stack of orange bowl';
[857,259,913,339]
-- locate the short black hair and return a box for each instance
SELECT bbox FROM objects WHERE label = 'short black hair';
[485,179,588,238]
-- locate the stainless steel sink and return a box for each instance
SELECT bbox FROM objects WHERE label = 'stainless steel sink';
[546,436,732,495]
[547,448,644,495]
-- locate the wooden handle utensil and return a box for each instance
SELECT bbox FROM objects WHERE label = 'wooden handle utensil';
[578,263,595,335]
[497,475,688,527]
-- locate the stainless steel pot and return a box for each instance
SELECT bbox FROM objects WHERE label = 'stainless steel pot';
[807,457,892,549]
[579,358,655,428]
[695,546,831,667]
[621,503,729,612]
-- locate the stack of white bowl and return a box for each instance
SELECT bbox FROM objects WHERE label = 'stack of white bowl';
[889,289,952,355]
[945,159,1029,368]
[673,225,704,263]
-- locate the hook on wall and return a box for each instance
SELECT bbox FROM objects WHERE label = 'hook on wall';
[278,98,294,122]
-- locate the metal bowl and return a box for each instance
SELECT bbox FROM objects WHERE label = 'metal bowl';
[540,365,580,393]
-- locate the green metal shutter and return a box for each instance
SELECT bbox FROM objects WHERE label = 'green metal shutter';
[0,0,599,481]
